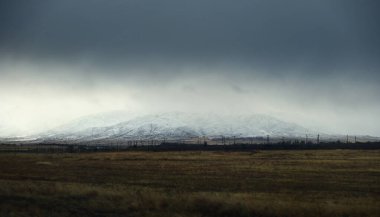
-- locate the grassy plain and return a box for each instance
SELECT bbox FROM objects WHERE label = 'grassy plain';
[0,150,379,217]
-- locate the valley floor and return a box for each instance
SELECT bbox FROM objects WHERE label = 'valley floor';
[0,150,379,217]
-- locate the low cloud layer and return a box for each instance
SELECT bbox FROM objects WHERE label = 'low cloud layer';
[0,59,379,136]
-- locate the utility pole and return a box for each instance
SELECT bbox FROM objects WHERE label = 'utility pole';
[346,135,349,144]
[354,136,357,143]
[317,134,320,144]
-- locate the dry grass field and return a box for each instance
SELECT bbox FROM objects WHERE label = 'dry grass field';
[0,150,379,217]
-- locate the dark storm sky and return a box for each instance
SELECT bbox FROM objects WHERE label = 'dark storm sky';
[0,0,379,136]
[1,0,380,71]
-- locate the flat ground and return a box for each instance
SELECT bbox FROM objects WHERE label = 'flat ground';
[0,150,379,217]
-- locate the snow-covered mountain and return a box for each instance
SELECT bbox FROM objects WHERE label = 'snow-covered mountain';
[42,111,138,135]
[40,112,311,140]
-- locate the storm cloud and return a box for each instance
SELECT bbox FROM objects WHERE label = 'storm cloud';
[0,0,379,136]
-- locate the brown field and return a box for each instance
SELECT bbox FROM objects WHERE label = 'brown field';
[0,150,379,217]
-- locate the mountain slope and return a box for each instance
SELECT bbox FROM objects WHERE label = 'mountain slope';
[40,112,311,140]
